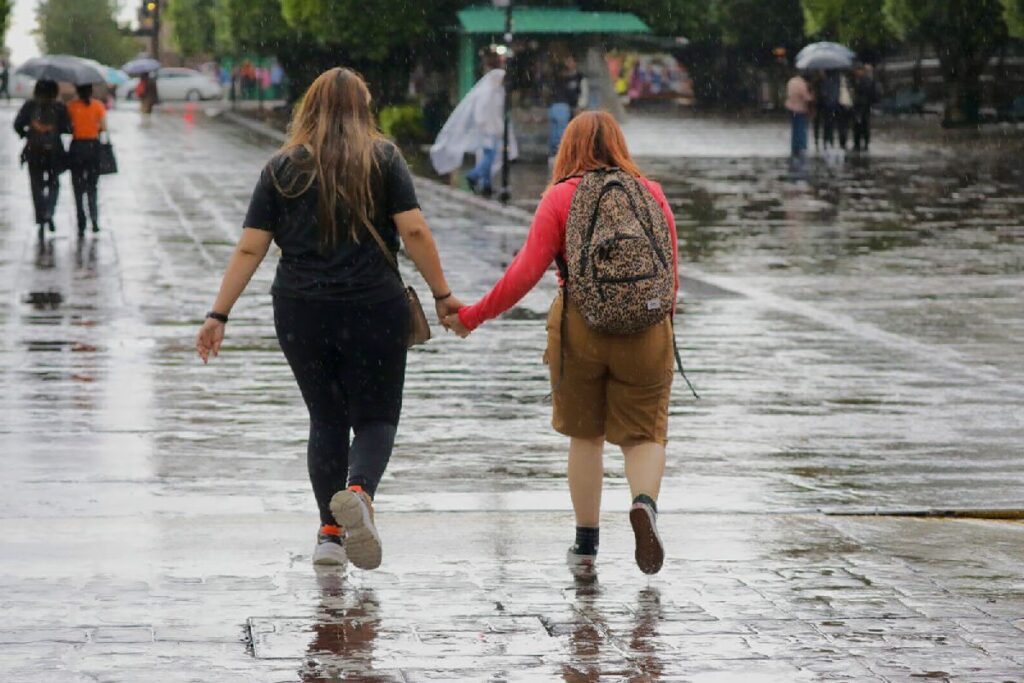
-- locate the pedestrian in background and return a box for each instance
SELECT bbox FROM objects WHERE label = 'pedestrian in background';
[820,71,840,149]
[785,70,813,162]
[13,79,70,235]
[836,71,854,150]
[447,111,680,580]
[852,63,879,153]
[196,67,462,571]
[67,84,107,236]
[138,73,158,114]
[547,55,588,162]
[810,70,825,150]
[430,55,515,198]
[0,58,11,102]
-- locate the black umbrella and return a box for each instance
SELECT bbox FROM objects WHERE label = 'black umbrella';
[16,55,107,85]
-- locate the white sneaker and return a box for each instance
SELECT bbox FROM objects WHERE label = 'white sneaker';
[312,528,347,566]
[566,545,598,582]
[330,488,382,570]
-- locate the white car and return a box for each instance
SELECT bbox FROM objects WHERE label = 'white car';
[126,67,222,101]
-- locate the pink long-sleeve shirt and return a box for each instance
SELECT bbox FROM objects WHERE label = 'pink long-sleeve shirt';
[457,176,679,331]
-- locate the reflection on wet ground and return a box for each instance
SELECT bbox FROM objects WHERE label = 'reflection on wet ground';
[1,104,1023,681]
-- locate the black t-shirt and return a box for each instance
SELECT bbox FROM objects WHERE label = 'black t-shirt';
[550,71,584,107]
[243,140,419,302]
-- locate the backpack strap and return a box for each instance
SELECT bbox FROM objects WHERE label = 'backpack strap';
[671,331,700,399]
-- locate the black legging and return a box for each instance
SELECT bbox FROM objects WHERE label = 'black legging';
[70,139,101,232]
[274,294,409,525]
[28,159,61,226]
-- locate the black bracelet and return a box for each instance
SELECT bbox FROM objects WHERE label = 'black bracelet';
[432,291,452,301]
[206,311,229,324]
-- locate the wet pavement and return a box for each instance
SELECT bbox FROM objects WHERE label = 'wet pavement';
[1,101,1023,682]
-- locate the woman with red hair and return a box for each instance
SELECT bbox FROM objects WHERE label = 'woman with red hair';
[447,111,680,579]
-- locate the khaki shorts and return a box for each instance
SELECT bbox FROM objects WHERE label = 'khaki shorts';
[544,293,674,447]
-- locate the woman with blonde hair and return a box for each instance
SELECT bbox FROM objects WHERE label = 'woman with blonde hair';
[196,68,461,569]
[448,111,680,579]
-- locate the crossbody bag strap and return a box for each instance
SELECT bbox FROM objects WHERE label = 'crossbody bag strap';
[362,221,402,281]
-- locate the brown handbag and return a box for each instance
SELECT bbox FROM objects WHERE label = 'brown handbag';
[363,222,432,348]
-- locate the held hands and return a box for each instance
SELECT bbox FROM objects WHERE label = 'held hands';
[445,313,471,338]
[434,293,472,338]
[435,293,463,328]
[195,318,226,364]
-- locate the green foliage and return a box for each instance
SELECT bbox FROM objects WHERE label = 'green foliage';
[168,0,217,57]
[1003,0,1024,38]
[379,104,427,144]
[802,0,893,52]
[883,0,1009,124]
[581,0,721,43]
[716,0,805,51]
[279,0,464,61]
[36,0,136,65]
[1,0,12,48]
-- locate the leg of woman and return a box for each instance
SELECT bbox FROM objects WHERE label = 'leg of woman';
[607,318,673,575]
[274,296,351,527]
[621,442,666,501]
[329,294,408,570]
[86,152,100,231]
[343,294,409,497]
[70,158,88,235]
[44,164,60,231]
[28,162,46,227]
[568,435,604,527]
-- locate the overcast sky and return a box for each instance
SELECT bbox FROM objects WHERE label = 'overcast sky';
[6,0,138,64]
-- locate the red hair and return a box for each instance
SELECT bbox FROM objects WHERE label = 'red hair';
[550,111,642,187]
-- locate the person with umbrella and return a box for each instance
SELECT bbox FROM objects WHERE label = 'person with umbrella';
[796,43,856,154]
[852,63,879,153]
[124,58,161,114]
[0,57,11,102]
[13,79,71,235]
[67,83,107,236]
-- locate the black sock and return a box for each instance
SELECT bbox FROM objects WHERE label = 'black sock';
[574,526,599,555]
[633,494,658,514]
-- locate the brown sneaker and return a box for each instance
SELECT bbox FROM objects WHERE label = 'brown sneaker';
[629,499,664,575]
[329,486,381,570]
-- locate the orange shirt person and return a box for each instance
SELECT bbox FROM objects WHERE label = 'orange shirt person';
[67,84,107,236]
[67,96,107,141]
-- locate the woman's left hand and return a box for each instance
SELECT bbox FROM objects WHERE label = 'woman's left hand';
[445,314,472,339]
[195,319,226,364]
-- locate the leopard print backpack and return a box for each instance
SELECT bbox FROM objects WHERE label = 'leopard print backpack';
[557,168,675,335]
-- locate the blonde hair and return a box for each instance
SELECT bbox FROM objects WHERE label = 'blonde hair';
[274,67,383,249]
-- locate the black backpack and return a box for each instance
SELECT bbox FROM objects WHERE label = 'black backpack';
[25,102,64,164]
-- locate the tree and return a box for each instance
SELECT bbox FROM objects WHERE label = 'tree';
[168,0,217,57]
[716,0,805,54]
[1,0,12,48]
[1003,0,1024,38]
[802,0,894,58]
[884,0,1009,125]
[36,0,136,65]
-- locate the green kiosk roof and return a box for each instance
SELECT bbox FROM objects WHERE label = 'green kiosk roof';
[457,6,651,35]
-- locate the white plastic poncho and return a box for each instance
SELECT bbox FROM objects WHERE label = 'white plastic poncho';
[430,69,518,177]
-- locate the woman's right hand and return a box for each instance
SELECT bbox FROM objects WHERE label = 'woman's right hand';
[195,319,226,364]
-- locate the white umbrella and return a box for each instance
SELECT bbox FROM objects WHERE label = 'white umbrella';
[796,42,856,71]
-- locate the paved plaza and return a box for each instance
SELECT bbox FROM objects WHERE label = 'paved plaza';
[1,103,1023,682]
